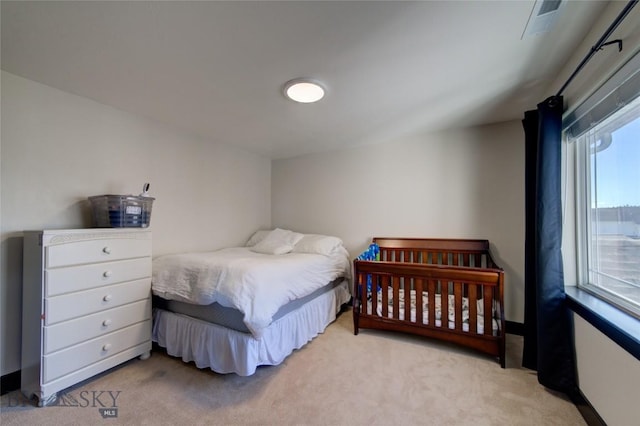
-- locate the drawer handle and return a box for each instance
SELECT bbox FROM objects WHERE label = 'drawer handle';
[102,343,112,352]
[103,246,111,254]
[102,319,112,327]
[103,270,112,278]
[103,294,112,302]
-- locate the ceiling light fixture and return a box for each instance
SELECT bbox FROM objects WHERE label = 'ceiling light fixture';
[283,79,325,103]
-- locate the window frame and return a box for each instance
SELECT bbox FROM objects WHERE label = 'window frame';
[573,118,640,320]
[568,132,640,361]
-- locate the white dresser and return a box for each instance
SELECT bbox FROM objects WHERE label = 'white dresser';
[21,229,152,406]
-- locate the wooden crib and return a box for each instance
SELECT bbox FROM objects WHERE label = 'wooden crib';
[353,238,505,367]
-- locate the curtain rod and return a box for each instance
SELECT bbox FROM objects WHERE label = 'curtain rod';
[555,0,638,97]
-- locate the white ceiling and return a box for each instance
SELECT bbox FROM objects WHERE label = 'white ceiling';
[1,1,609,159]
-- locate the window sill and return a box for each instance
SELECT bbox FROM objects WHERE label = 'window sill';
[565,286,640,361]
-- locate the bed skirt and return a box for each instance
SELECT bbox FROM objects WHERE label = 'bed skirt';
[152,279,351,376]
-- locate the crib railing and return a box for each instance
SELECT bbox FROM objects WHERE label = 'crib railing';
[355,261,502,328]
[373,237,500,269]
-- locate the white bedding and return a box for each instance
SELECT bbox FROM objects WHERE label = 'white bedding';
[152,246,350,337]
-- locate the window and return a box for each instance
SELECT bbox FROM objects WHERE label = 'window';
[566,53,640,319]
[574,98,640,317]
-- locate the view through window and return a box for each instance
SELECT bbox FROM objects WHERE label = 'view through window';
[576,95,640,317]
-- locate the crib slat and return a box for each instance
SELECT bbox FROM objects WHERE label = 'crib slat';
[428,280,436,327]
[392,276,400,320]
[454,282,463,331]
[381,274,389,318]
[484,285,493,335]
[358,272,367,315]
[462,253,470,267]
[415,278,424,325]
[404,276,412,322]
[468,284,478,334]
[370,273,378,317]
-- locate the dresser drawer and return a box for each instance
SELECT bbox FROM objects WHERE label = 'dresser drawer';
[46,237,151,268]
[45,257,151,297]
[44,278,150,325]
[42,320,151,383]
[43,299,152,354]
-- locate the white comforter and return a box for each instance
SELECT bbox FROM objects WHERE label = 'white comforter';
[152,247,350,337]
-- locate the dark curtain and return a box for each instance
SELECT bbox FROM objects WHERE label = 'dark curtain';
[522,96,577,395]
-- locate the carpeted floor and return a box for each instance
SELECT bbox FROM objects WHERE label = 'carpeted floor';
[1,309,585,425]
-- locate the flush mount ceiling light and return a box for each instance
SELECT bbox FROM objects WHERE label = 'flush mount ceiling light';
[283,79,325,103]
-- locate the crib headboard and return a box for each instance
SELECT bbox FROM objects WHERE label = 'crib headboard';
[372,237,500,269]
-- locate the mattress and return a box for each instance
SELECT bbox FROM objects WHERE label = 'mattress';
[153,278,345,333]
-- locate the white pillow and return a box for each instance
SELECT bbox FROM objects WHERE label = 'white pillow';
[246,229,272,247]
[250,228,304,255]
[292,234,343,256]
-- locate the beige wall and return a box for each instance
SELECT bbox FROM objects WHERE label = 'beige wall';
[0,71,271,375]
[272,120,525,322]
[573,314,639,426]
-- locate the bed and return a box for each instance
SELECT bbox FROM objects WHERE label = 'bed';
[151,229,352,376]
[353,237,505,367]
